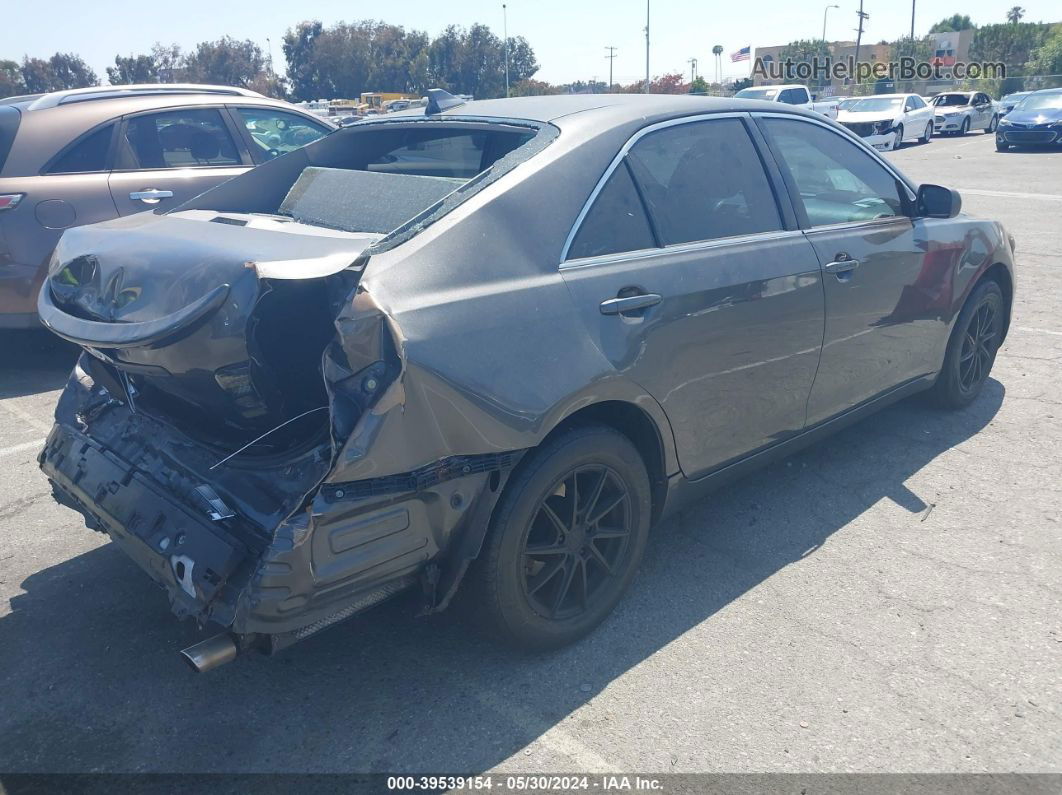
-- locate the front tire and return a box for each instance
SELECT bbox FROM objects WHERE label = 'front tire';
[920,121,932,144]
[470,424,652,650]
[985,115,998,133]
[891,125,904,150]
[928,280,1005,410]
[959,117,970,136]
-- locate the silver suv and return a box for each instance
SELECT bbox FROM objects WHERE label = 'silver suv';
[0,84,334,327]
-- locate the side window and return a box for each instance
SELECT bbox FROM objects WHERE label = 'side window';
[909,95,926,109]
[47,124,114,174]
[904,97,916,112]
[762,117,906,227]
[235,107,330,161]
[626,118,782,246]
[567,162,655,260]
[779,88,808,105]
[120,108,241,169]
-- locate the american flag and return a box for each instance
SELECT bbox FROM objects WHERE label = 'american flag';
[731,46,751,62]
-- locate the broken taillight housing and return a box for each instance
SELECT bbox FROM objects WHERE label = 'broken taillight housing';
[0,194,23,211]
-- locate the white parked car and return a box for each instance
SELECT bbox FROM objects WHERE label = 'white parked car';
[836,93,934,150]
[930,91,1000,135]
[734,84,840,118]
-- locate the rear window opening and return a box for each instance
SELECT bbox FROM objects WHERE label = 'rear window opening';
[0,105,20,174]
[185,119,551,249]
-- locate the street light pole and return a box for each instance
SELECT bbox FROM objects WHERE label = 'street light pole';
[503,3,510,97]
[822,4,839,41]
[910,0,916,40]
[644,0,650,93]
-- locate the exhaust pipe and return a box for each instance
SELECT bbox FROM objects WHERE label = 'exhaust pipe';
[180,633,239,672]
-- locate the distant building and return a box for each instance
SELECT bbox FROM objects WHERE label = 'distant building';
[927,29,975,76]
[752,41,893,91]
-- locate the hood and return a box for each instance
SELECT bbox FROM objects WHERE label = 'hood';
[837,110,900,124]
[1003,108,1062,125]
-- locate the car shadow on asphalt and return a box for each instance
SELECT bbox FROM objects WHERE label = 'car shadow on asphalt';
[0,380,1005,772]
[0,331,79,399]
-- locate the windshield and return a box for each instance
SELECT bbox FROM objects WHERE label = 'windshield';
[735,87,779,101]
[837,99,858,110]
[1002,93,1027,103]
[931,94,971,107]
[1016,92,1062,112]
[844,97,903,113]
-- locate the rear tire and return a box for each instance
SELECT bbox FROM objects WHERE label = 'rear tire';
[469,424,652,650]
[928,280,1005,410]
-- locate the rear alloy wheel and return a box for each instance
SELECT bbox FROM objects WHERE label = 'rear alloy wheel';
[891,125,904,150]
[471,424,651,650]
[928,280,1004,409]
[920,121,932,144]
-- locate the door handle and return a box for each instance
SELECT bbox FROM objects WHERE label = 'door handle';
[824,257,860,275]
[600,293,662,315]
[129,189,174,204]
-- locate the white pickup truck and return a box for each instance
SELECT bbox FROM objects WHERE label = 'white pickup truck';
[734,84,840,118]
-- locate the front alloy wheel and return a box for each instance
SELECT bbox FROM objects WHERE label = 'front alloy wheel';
[929,279,1005,409]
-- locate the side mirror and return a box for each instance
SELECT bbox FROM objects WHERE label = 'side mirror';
[917,184,962,218]
[811,93,818,101]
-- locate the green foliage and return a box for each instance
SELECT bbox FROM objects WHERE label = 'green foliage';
[1006,6,1025,24]
[779,39,831,63]
[106,54,158,85]
[0,59,23,97]
[1025,31,1062,83]
[731,76,754,91]
[689,76,710,94]
[183,36,265,88]
[971,22,1052,74]
[929,14,974,33]
[20,53,97,93]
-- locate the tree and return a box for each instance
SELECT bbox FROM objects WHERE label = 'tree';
[778,39,832,87]
[929,15,975,33]
[48,53,98,90]
[511,78,557,96]
[0,60,23,97]
[689,75,710,94]
[183,36,265,88]
[1006,6,1025,24]
[426,23,536,98]
[106,54,158,84]
[151,43,185,82]
[731,76,754,92]
[1026,31,1062,84]
[971,22,1051,73]
[20,57,57,93]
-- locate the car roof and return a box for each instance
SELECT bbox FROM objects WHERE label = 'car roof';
[1,90,334,178]
[375,92,818,129]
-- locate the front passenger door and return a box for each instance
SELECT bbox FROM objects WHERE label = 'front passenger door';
[759,115,937,426]
[108,107,251,216]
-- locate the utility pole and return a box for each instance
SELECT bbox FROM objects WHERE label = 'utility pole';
[688,57,698,84]
[910,0,916,40]
[605,46,618,91]
[854,0,869,81]
[503,3,510,97]
[644,0,650,93]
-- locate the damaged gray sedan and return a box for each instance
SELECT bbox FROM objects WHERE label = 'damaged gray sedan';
[36,92,1014,670]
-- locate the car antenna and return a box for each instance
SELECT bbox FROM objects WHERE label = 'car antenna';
[425,88,465,115]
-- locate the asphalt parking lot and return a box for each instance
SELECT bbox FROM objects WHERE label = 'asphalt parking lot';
[1,130,1060,775]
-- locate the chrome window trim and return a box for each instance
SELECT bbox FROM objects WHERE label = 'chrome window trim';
[559,111,762,265]
[560,228,807,271]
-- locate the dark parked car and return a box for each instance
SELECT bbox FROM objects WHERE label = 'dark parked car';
[0,84,333,327]
[996,88,1062,151]
[36,91,1014,671]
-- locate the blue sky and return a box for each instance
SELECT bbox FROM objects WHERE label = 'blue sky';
[5,0,1059,87]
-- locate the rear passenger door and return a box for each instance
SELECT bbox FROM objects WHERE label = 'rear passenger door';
[108,107,252,215]
[560,115,826,478]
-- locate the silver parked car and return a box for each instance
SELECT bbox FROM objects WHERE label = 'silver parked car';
[930,91,999,135]
[0,84,334,327]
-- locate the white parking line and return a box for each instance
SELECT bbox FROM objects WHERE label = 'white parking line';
[0,399,53,434]
[0,439,45,458]
[1015,326,1062,337]
[954,188,1062,202]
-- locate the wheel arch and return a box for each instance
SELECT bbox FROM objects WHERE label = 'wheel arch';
[977,262,1014,342]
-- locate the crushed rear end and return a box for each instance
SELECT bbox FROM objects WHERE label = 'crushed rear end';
[37,114,551,664]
